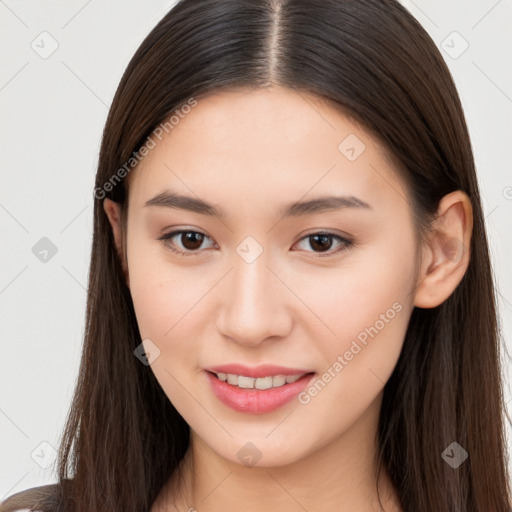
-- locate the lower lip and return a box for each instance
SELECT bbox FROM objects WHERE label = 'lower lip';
[205,371,315,414]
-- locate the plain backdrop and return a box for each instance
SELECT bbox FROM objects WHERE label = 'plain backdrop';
[1,0,511,499]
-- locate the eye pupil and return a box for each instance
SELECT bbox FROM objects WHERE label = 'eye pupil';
[182,232,204,250]
[162,230,349,257]
[310,234,333,252]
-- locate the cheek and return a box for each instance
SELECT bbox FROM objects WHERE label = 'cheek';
[126,224,206,340]
[290,235,414,344]
[130,269,201,340]
[296,298,410,444]
[127,252,208,410]
[294,237,416,417]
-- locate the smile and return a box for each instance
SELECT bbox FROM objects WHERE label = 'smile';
[213,372,305,390]
[204,365,316,414]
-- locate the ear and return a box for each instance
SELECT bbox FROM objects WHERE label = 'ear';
[413,190,473,308]
[103,198,130,288]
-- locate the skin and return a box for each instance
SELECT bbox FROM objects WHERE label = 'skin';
[104,86,473,512]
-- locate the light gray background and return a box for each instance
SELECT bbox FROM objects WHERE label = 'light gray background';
[1,0,511,499]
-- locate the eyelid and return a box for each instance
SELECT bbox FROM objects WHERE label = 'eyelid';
[293,230,354,258]
[157,228,354,257]
[157,228,217,257]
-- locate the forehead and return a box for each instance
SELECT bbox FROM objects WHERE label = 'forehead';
[128,86,409,218]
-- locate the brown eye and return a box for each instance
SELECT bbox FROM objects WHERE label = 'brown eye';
[294,232,354,257]
[158,230,214,257]
[158,230,353,258]
[309,234,334,252]
[178,231,205,250]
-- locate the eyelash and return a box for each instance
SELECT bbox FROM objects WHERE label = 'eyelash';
[157,229,354,258]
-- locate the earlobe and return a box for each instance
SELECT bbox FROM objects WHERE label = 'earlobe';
[103,198,130,287]
[413,191,473,309]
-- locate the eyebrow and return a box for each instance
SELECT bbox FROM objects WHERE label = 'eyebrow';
[144,190,372,219]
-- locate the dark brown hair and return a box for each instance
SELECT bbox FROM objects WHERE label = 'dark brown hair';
[2,1,510,511]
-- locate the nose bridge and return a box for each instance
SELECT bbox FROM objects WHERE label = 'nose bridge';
[216,241,290,345]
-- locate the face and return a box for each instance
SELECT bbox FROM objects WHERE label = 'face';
[113,87,421,466]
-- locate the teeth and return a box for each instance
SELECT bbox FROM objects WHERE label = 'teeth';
[214,372,306,389]
[255,376,273,390]
[238,376,255,389]
[272,375,286,387]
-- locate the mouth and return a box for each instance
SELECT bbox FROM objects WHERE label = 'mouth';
[207,370,313,390]
[204,365,316,414]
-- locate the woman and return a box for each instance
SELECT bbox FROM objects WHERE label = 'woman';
[1,0,510,511]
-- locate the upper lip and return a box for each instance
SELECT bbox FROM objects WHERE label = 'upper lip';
[204,364,315,378]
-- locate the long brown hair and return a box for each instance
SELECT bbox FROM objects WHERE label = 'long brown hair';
[2,1,510,511]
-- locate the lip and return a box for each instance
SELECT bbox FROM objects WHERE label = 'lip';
[205,367,316,415]
[204,364,313,378]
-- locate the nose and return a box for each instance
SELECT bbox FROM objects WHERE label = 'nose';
[215,250,293,347]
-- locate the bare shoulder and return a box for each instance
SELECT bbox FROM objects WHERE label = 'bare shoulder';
[0,483,63,512]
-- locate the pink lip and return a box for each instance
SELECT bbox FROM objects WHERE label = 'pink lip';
[205,367,316,415]
[205,364,313,378]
